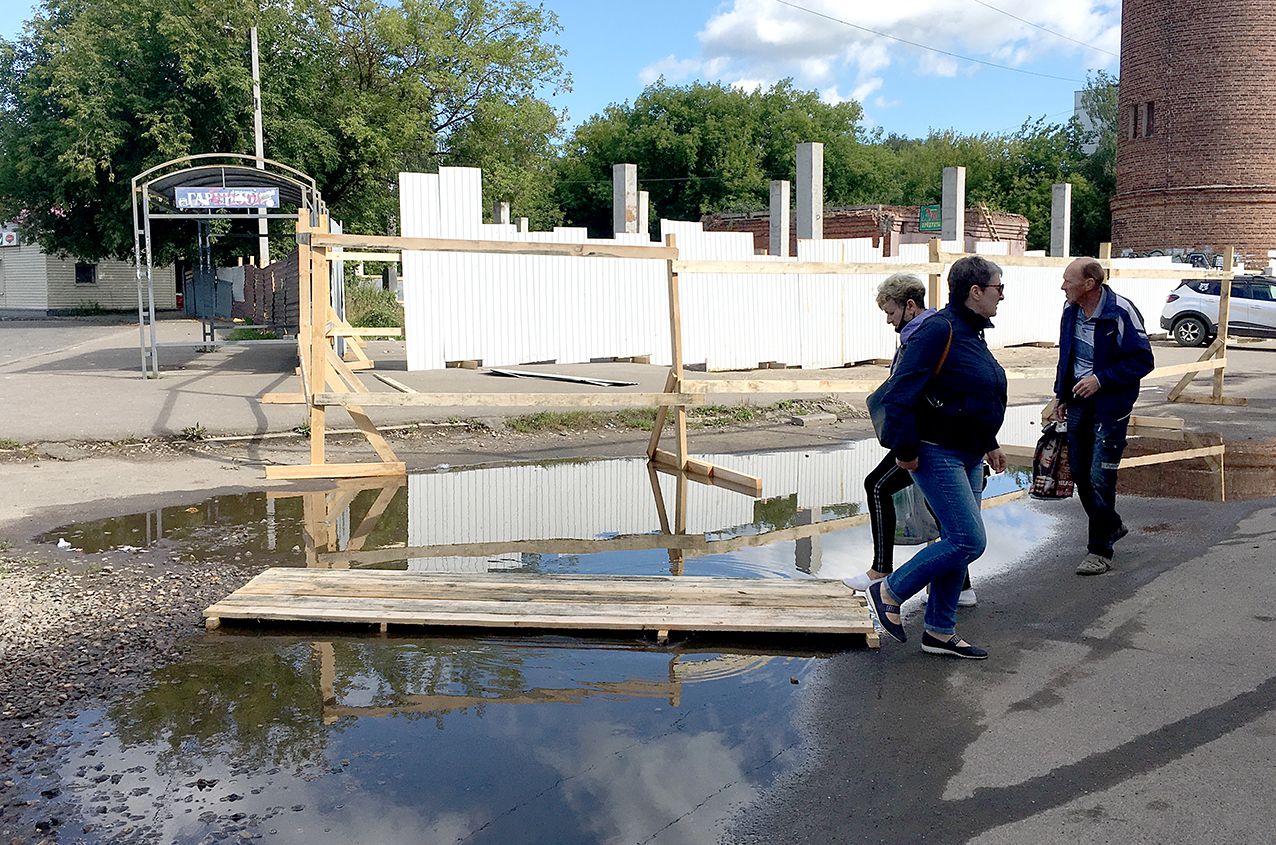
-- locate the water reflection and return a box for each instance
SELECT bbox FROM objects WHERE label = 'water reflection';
[20,437,1106,844]
[51,635,810,845]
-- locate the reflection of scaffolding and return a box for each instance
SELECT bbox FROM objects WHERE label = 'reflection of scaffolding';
[310,641,780,724]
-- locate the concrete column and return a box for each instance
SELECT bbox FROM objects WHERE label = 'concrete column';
[796,143,823,241]
[942,166,966,247]
[516,217,529,233]
[613,163,638,236]
[1051,183,1073,257]
[493,201,511,225]
[769,180,791,257]
[638,190,650,239]
[795,508,821,575]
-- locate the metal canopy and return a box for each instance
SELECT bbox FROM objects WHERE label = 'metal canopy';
[131,153,326,376]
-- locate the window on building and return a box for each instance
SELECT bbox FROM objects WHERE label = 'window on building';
[1144,102,1155,137]
[75,262,97,285]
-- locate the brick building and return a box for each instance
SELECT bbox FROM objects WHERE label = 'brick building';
[1111,0,1276,262]
[701,205,1029,257]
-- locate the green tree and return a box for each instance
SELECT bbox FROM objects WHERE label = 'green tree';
[0,0,569,262]
[554,80,879,238]
[1070,70,1119,256]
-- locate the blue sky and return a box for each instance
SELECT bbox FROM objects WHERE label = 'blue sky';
[0,0,1121,140]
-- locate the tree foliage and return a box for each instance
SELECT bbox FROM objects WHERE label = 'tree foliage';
[0,0,569,262]
[554,80,886,238]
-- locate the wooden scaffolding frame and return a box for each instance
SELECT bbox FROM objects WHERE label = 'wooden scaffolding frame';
[262,218,1244,481]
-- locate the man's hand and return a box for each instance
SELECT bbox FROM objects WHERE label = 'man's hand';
[895,456,919,472]
[1071,375,1101,398]
[984,448,1007,474]
[1052,401,1067,422]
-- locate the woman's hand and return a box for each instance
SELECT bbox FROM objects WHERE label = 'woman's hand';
[895,456,919,472]
[984,448,1007,473]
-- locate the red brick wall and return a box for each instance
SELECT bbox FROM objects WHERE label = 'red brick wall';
[1113,0,1276,261]
[701,206,1028,256]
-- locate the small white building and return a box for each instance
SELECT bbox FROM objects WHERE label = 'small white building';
[0,225,176,316]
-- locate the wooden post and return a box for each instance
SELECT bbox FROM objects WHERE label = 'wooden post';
[664,233,688,469]
[928,238,942,309]
[1214,245,1235,401]
[1099,242,1112,261]
[309,215,330,467]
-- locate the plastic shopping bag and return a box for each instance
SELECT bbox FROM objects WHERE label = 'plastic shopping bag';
[1030,421,1074,500]
[893,483,940,545]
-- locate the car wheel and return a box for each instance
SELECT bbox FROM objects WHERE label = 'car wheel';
[1173,316,1209,347]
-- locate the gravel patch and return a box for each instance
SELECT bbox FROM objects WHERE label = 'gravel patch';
[0,549,252,843]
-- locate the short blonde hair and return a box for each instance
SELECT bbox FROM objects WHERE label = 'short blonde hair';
[876,272,927,310]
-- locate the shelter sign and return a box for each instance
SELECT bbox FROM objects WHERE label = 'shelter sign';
[919,204,941,232]
[175,187,280,209]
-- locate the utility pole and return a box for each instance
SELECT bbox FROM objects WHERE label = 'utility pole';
[251,26,269,266]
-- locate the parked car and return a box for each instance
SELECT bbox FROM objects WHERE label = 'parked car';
[1160,275,1276,346]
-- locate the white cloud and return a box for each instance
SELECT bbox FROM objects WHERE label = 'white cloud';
[651,0,1120,113]
[638,54,705,86]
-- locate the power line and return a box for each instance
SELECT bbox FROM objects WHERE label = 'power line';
[771,0,1087,83]
[968,0,1118,58]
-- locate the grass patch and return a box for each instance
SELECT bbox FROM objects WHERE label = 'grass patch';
[225,327,277,341]
[690,405,756,427]
[345,281,404,335]
[0,438,20,450]
[507,409,658,433]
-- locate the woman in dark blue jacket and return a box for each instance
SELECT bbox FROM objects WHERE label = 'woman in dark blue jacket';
[868,256,1008,659]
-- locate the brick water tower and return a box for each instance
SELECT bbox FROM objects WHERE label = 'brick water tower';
[1110,0,1276,261]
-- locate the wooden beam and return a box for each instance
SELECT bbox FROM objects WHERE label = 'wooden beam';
[310,231,678,261]
[1167,337,1225,401]
[1119,445,1225,468]
[265,461,406,480]
[372,373,417,393]
[650,449,764,496]
[1167,394,1248,406]
[262,392,306,404]
[328,326,403,337]
[311,391,706,408]
[1215,245,1235,401]
[647,370,678,459]
[1129,414,1183,430]
[684,378,879,394]
[674,259,939,276]
[1147,359,1226,380]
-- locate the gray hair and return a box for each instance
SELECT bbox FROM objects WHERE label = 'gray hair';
[876,272,927,310]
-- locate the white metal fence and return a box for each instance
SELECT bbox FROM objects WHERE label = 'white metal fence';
[399,168,1192,371]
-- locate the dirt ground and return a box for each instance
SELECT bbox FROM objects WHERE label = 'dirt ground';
[0,403,882,845]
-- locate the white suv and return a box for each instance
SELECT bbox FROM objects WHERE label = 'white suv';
[1160,275,1276,346]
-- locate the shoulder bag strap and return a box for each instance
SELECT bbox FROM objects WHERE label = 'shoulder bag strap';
[932,319,953,376]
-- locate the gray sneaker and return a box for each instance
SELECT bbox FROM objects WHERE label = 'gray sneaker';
[1076,553,1112,575]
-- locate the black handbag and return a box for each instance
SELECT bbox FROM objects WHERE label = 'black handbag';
[867,318,952,446]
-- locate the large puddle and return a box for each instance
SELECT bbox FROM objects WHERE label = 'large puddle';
[17,421,1258,844]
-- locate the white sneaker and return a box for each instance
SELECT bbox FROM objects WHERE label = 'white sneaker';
[843,571,884,591]
[922,587,979,607]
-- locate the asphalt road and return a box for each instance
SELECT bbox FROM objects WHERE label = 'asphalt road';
[3,316,1275,843]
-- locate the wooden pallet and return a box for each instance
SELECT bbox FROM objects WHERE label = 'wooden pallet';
[204,568,879,647]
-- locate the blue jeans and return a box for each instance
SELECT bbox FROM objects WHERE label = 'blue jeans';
[1066,400,1129,558]
[884,443,987,636]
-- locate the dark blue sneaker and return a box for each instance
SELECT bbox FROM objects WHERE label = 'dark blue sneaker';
[921,631,988,659]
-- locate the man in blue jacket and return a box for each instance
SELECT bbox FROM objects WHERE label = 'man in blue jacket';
[1053,257,1155,575]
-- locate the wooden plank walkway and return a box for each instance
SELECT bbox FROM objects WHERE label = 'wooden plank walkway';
[204,569,879,647]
